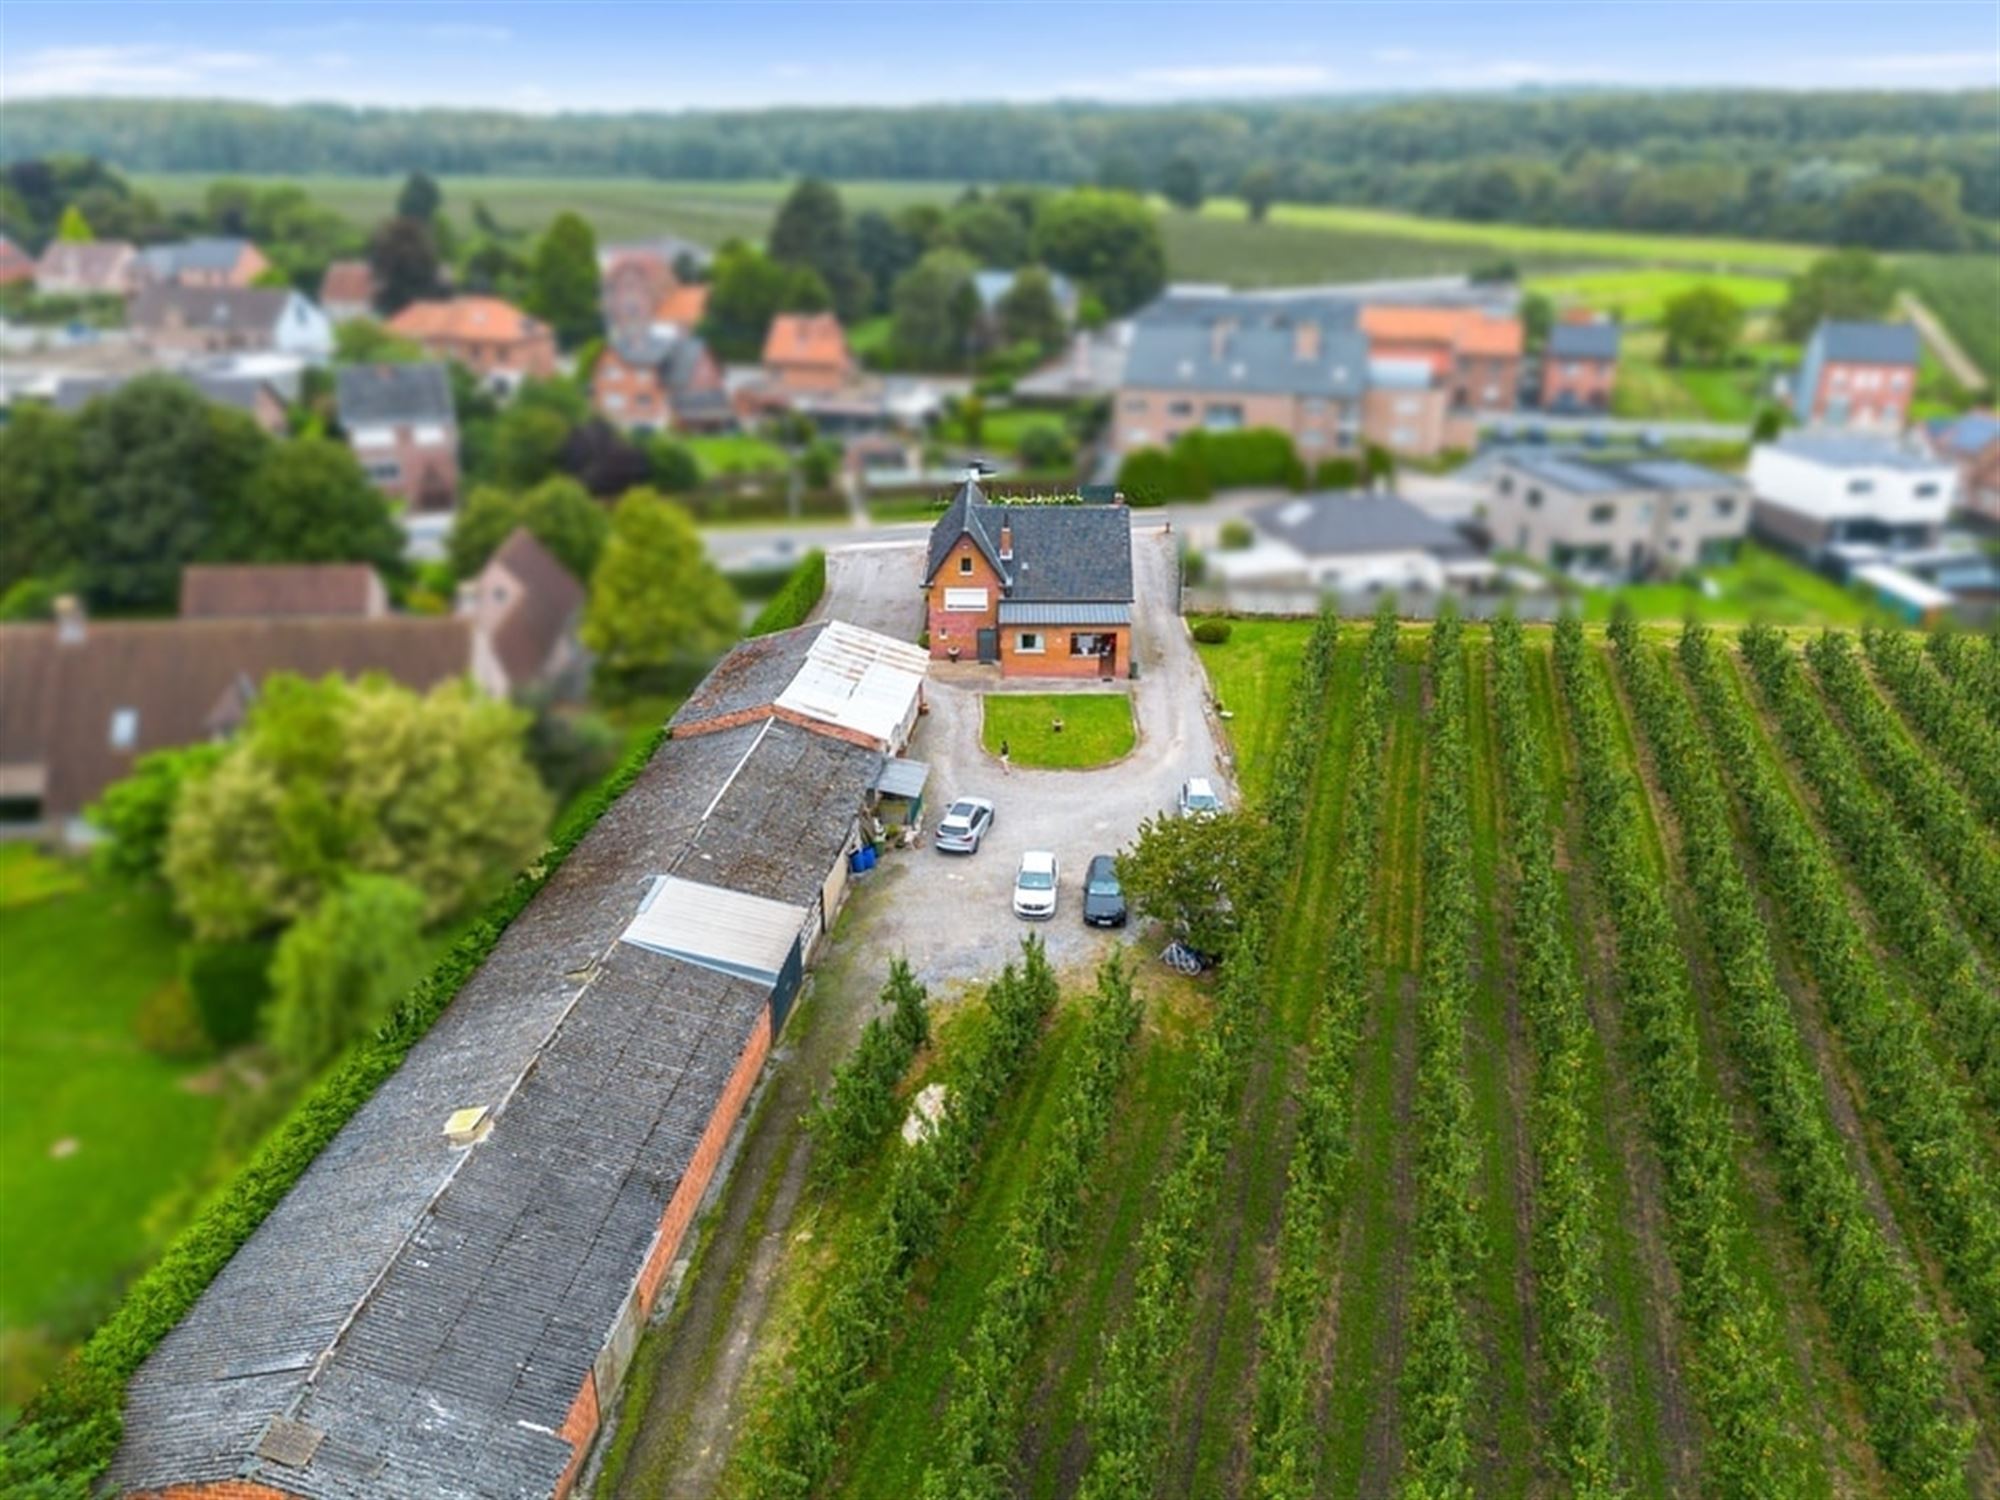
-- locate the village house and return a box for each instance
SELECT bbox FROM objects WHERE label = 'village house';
[1748,431,1959,567]
[1540,319,1621,412]
[32,239,137,296]
[134,237,270,290]
[388,295,559,391]
[49,370,292,435]
[101,621,919,1500]
[335,362,461,510]
[923,475,1135,678]
[1208,491,1498,603]
[462,528,590,701]
[590,331,731,433]
[317,259,378,322]
[762,312,854,395]
[128,285,334,362]
[0,234,35,286]
[1359,302,1523,433]
[1923,412,2000,526]
[1487,448,1750,580]
[1790,320,1921,431]
[1114,292,1370,461]
[652,282,710,338]
[598,236,708,342]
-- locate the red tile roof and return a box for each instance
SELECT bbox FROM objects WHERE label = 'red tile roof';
[762,312,849,370]
[319,259,376,307]
[180,565,384,620]
[655,284,710,330]
[1360,304,1523,359]
[389,296,547,345]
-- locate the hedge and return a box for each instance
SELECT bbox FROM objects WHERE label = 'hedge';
[748,549,827,637]
[180,940,275,1050]
[0,723,673,1497]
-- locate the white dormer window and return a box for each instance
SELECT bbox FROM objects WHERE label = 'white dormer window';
[109,708,139,750]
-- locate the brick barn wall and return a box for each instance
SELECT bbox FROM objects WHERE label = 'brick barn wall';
[130,1482,296,1499]
[552,1370,601,1500]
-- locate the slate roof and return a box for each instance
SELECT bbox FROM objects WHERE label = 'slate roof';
[1547,321,1621,360]
[49,371,282,422]
[137,237,258,279]
[1123,301,1369,399]
[335,362,455,427]
[923,478,1134,605]
[1499,448,1745,496]
[484,529,586,688]
[107,716,878,1499]
[130,284,295,337]
[1252,492,1481,562]
[180,565,383,620]
[0,615,471,821]
[1812,320,1921,366]
[1930,413,2000,456]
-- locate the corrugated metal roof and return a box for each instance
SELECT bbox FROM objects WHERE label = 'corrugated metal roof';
[621,875,809,982]
[871,757,930,800]
[772,619,928,747]
[996,601,1132,625]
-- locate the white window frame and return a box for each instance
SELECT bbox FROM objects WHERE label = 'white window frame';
[109,708,139,750]
[1015,631,1044,654]
[943,587,989,612]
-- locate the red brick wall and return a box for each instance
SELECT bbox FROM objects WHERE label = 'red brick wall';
[997,625,1128,679]
[592,351,668,428]
[552,1370,600,1500]
[1541,357,1615,411]
[1809,361,1913,428]
[130,1482,295,1499]
[668,704,885,753]
[926,539,1003,660]
[636,1010,772,1310]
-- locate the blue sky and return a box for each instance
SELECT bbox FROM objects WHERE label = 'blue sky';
[3,3,1995,112]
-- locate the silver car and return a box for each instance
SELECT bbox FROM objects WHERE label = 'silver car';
[934,796,996,854]
[1178,777,1223,818]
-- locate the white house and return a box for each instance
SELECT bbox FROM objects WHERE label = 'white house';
[1210,491,1498,603]
[1748,431,1958,566]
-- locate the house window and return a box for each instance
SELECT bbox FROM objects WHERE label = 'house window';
[1589,504,1616,524]
[109,708,139,750]
[1016,631,1044,653]
[1914,482,1940,499]
[1203,403,1244,430]
[1499,476,1514,495]
[943,587,988,612]
[365,461,401,484]
[958,555,974,575]
[1672,502,1689,520]
[1070,633,1113,656]
[1846,478,1875,495]
[1714,497,1737,518]
[1525,488,1543,510]
[1168,400,1194,418]
[1395,397,1419,416]
[1123,397,1148,412]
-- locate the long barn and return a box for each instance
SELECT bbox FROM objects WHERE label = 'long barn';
[108,623,924,1499]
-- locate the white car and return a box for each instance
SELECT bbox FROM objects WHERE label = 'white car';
[1012,849,1059,920]
[1178,777,1224,818]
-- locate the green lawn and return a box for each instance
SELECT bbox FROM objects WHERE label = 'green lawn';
[1577,542,1885,627]
[0,849,220,1407]
[1526,268,1790,325]
[683,433,789,476]
[1190,618,1313,804]
[935,405,1067,456]
[980,693,1135,768]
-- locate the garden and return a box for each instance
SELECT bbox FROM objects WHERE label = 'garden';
[980,692,1136,769]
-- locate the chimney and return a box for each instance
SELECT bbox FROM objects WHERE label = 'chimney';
[999,520,1014,561]
[1294,319,1321,361]
[54,594,85,646]
[1209,317,1235,362]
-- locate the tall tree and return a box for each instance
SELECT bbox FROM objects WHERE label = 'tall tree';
[528,211,602,348]
[945,199,1028,268]
[1030,190,1166,316]
[766,178,863,319]
[1832,174,1967,251]
[266,874,429,1073]
[215,438,405,572]
[1661,285,1746,366]
[367,215,441,315]
[891,249,980,368]
[56,203,93,242]
[583,490,738,687]
[559,419,651,498]
[1779,248,1896,340]
[852,208,919,315]
[1161,154,1205,212]
[395,170,442,223]
[1238,165,1278,223]
[0,403,81,593]
[447,476,609,580]
[701,239,830,360]
[995,265,1067,351]
[165,674,550,940]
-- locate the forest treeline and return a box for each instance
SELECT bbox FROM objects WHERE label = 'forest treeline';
[5,89,1996,249]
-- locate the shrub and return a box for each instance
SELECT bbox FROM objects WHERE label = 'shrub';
[1191,618,1232,644]
[749,549,827,636]
[1016,421,1073,470]
[180,940,275,1049]
[1311,456,1361,490]
[647,437,703,493]
[134,981,207,1060]
[1114,446,1182,507]
[266,876,431,1075]
[1218,519,1253,551]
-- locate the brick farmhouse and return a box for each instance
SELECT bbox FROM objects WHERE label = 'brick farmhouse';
[388,296,558,391]
[923,477,1134,678]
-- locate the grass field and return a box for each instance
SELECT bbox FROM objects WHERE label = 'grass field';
[1900,253,2000,385]
[1573,542,1886,626]
[0,849,219,1410]
[1525,267,1790,324]
[981,692,1135,768]
[605,613,2000,1496]
[681,432,788,476]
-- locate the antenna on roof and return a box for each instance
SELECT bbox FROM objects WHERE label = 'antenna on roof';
[964,459,995,482]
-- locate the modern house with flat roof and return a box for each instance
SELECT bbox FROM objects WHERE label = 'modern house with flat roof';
[1487,449,1750,579]
[1747,431,1958,566]
[1210,491,1496,602]
[923,476,1135,678]
[1924,412,2000,525]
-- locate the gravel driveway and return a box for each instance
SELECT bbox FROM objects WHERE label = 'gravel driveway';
[833,524,1228,987]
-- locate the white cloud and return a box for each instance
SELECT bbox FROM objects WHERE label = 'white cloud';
[4,44,267,96]
[1130,63,1334,89]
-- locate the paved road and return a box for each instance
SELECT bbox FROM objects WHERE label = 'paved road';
[846,524,1226,986]
[816,541,925,639]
